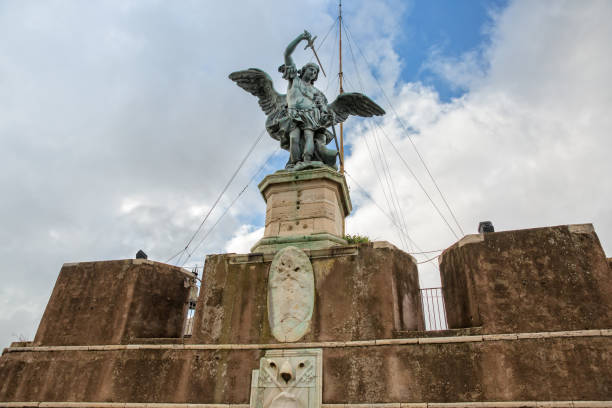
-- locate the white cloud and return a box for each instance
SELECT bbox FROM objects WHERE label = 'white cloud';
[225,225,265,254]
[0,0,342,347]
[345,0,612,288]
[1,0,403,347]
[1,0,610,347]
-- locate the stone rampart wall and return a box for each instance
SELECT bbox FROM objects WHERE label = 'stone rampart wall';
[2,331,611,404]
[3,224,611,406]
[440,224,612,333]
[33,259,192,346]
[190,243,422,344]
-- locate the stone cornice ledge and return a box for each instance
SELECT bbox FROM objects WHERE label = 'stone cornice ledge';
[4,329,611,354]
[62,258,195,280]
[1,400,611,407]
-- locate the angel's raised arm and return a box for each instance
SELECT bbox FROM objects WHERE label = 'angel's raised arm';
[284,30,312,66]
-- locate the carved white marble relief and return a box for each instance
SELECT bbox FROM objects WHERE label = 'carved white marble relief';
[268,246,315,342]
[250,348,322,408]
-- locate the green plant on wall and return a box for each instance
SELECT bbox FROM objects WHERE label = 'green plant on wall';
[344,234,371,244]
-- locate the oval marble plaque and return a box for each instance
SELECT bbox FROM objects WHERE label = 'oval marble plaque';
[268,246,315,342]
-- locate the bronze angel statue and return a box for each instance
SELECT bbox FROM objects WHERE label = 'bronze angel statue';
[229,30,385,171]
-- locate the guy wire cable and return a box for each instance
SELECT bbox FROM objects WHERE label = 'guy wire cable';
[361,126,408,249]
[340,69,410,250]
[343,20,465,237]
[344,169,434,259]
[341,20,460,240]
[342,50,427,251]
[180,148,280,267]
[167,129,266,265]
[370,120,415,250]
[374,121,460,240]
[342,68,419,251]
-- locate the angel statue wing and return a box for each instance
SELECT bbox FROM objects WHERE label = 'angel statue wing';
[229,68,286,114]
[328,92,386,125]
[229,68,288,142]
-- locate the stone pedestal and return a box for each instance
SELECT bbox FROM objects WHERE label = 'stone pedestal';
[251,167,352,253]
[190,242,422,345]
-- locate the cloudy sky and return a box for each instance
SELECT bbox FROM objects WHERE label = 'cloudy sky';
[1,0,611,347]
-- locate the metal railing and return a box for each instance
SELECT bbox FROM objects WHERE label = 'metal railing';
[183,313,195,337]
[420,287,448,331]
[182,268,200,337]
[181,274,449,334]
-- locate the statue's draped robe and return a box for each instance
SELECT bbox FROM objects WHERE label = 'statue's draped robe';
[265,63,337,167]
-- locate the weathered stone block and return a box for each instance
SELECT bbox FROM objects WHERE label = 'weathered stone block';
[268,247,315,342]
[33,259,192,346]
[250,348,322,408]
[439,224,612,333]
[2,336,611,404]
[252,167,351,253]
[190,243,422,344]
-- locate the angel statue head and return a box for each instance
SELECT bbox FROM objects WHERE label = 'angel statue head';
[298,62,319,84]
[229,30,385,172]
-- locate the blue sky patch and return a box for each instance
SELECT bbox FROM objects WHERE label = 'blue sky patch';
[396,0,508,101]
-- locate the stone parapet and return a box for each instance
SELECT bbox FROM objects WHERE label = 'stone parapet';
[252,232,348,253]
[439,224,612,333]
[190,242,422,345]
[4,328,609,353]
[32,259,193,346]
[4,218,611,406]
[1,334,611,404]
[4,402,612,407]
[252,167,352,253]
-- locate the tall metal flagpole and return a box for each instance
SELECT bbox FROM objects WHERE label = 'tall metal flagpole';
[338,0,344,174]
